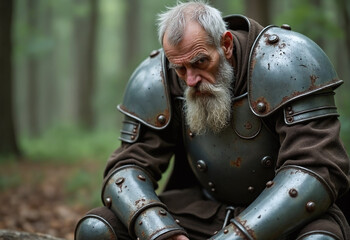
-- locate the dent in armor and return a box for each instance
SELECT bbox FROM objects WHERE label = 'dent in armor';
[183,94,279,206]
[248,25,343,117]
[117,49,172,130]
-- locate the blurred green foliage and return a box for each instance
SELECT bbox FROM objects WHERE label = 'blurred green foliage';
[0,174,21,192]
[20,125,119,163]
[65,167,104,207]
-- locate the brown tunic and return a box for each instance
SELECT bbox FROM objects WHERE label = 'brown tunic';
[103,17,350,239]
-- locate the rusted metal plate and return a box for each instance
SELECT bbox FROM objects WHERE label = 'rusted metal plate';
[117,49,171,129]
[248,26,342,117]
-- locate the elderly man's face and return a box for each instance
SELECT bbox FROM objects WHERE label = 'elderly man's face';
[163,21,235,135]
[163,21,221,92]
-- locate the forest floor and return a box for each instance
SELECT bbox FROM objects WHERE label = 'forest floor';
[0,159,104,240]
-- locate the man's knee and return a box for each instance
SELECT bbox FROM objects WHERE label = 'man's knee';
[296,231,341,240]
[75,213,118,240]
[295,211,345,240]
[75,206,129,240]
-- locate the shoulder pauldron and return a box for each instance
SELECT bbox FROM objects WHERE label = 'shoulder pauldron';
[248,26,343,118]
[117,49,171,130]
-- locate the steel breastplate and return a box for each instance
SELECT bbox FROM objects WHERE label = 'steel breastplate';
[183,94,279,206]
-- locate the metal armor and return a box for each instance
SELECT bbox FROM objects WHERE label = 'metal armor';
[183,93,279,206]
[184,25,341,206]
[117,49,171,133]
[209,165,333,240]
[75,214,117,240]
[297,231,341,240]
[114,17,342,239]
[101,165,186,240]
[248,25,342,119]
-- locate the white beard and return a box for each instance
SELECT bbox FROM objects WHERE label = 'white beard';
[183,54,234,135]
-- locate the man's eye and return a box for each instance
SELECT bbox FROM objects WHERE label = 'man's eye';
[198,58,207,63]
[195,58,208,68]
[175,67,186,76]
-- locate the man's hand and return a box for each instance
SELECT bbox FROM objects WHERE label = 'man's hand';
[167,234,189,240]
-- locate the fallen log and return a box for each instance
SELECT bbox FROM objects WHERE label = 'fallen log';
[0,230,65,240]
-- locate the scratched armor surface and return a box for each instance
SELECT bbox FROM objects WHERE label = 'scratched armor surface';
[183,94,279,206]
[248,26,343,117]
[117,49,171,129]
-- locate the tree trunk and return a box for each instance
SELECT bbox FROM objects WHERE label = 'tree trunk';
[26,0,40,137]
[0,0,21,157]
[210,0,228,15]
[0,230,64,240]
[123,0,140,72]
[311,0,325,48]
[42,1,57,130]
[74,0,99,129]
[245,0,271,27]
[336,0,350,57]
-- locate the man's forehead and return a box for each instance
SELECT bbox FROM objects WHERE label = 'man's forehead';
[163,21,212,62]
[164,37,212,65]
[166,48,209,66]
[168,52,209,69]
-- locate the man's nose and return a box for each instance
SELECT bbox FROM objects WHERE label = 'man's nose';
[185,68,201,87]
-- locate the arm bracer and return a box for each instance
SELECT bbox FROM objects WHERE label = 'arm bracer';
[210,166,333,240]
[102,165,186,240]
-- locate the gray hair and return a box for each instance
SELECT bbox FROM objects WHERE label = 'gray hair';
[157,0,227,48]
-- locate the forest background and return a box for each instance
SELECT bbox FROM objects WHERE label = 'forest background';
[0,0,349,239]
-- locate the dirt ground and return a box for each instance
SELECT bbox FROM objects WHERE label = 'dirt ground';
[0,160,98,240]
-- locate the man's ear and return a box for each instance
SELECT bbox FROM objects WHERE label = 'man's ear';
[221,31,233,59]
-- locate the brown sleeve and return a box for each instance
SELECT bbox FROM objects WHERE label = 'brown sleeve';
[102,119,181,184]
[275,114,350,199]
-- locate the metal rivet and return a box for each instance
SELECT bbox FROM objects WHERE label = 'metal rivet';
[266,181,274,188]
[159,209,167,216]
[268,34,279,44]
[281,24,292,30]
[287,106,292,111]
[261,156,273,168]
[306,201,316,212]
[256,102,266,113]
[248,186,255,193]
[105,197,112,208]
[138,175,146,181]
[131,135,135,140]
[115,177,124,185]
[175,219,180,224]
[244,121,252,130]
[189,131,194,138]
[149,49,160,58]
[157,115,166,125]
[213,231,218,235]
[139,221,143,225]
[287,117,294,122]
[289,188,298,198]
[196,160,207,172]
[224,229,229,234]
[288,110,294,115]
[208,182,215,192]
